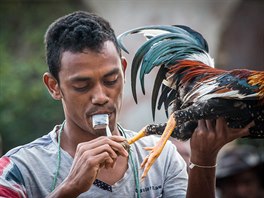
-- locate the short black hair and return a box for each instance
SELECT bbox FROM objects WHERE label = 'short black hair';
[44,11,121,81]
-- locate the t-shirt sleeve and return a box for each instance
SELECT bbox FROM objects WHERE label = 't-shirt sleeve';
[0,156,27,198]
[162,141,188,198]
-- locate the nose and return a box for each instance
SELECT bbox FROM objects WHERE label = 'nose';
[91,84,109,105]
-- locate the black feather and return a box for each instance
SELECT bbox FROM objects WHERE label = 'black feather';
[151,65,167,120]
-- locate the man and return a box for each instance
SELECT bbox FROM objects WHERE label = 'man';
[216,145,264,198]
[0,11,253,198]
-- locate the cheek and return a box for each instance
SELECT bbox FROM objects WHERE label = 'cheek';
[63,93,87,115]
[117,92,123,109]
[113,84,124,109]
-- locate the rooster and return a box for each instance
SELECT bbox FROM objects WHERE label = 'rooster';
[117,25,264,179]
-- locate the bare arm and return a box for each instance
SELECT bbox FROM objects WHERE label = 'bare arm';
[186,118,254,198]
[47,136,128,198]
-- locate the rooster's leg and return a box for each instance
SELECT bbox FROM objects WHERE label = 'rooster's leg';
[124,114,176,179]
[140,113,176,180]
[127,126,148,144]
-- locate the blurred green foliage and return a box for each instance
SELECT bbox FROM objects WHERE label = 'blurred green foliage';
[0,0,87,154]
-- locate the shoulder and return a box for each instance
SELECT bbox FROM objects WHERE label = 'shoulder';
[0,124,61,196]
[4,124,60,158]
[2,124,62,173]
[5,133,52,157]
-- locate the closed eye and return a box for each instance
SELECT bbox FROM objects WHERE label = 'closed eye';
[104,74,119,86]
[73,85,90,92]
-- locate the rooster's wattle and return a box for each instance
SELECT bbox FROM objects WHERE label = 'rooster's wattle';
[117,25,264,179]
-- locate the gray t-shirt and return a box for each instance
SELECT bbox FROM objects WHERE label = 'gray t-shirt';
[0,124,188,197]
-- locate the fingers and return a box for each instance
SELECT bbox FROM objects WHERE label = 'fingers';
[90,144,118,159]
[205,119,216,132]
[94,152,116,169]
[239,120,254,136]
[190,118,254,167]
[73,136,129,172]
[226,120,253,140]
[63,135,129,194]
[109,136,129,157]
[194,117,253,143]
[77,136,128,158]
[196,119,217,132]
[81,150,115,169]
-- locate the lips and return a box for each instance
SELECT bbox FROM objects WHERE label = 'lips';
[91,111,112,116]
[87,105,115,117]
[88,111,113,126]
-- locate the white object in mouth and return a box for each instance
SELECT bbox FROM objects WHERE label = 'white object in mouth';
[92,114,112,136]
[106,126,112,137]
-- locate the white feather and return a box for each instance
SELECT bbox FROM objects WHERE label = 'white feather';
[183,80,219,104]
[183,77,258,105]
[139,29,170,40]
[197,91,258,102]
[186,52,215,68]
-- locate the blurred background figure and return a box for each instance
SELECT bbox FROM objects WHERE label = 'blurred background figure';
[216,145,264,198]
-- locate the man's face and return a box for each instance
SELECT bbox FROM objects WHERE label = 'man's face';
[219,169,263,198]
[58,41,125,136]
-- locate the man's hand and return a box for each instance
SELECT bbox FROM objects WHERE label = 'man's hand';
[186,118,254,198]
[190,117,254,165]
[48,136,128,198]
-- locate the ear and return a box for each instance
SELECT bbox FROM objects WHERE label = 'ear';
[121,56,127,74]
[43,72,62,100]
